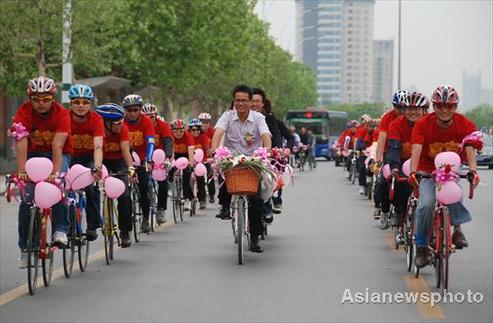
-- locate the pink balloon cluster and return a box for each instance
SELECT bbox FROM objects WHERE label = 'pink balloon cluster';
[433,152,463,205]
[174,157,189,170]
[381,164,391,179]
[402,159,411,177]
[194,149,204,163]
[194,163,207,177]
[104,176,126,199]
[25,157,62,209]
[66,164,94,190]
[151,149,168,181]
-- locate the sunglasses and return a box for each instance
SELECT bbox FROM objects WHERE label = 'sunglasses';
[111,120,124,125]
[190,128,200,132]
[173,129,185,132]
[71,99,91,105]
[434,103,456,111]
[127,108,140,113]
[31,96,53,104]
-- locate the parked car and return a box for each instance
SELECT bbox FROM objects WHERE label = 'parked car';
[477,135,493,169]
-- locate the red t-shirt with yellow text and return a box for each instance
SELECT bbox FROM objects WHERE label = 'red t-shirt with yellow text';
[203,127,214,140]
[14,101,73,154]
[388,115,413,160]
[173,131,195,158]
[191,132,210,162]
[71,110,105,157]
[104,123,129,160]
[411,112,476,173]
[378,109,400,152]
[125,115,155,160]
[154,119,172,150]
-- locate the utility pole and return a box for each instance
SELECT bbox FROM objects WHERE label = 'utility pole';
[397,0,401,90]
[62,0,73,107]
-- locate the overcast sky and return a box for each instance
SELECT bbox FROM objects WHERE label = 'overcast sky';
[255,0,493,96]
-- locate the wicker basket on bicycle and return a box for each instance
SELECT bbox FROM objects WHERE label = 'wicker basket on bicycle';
[224,166,259,196]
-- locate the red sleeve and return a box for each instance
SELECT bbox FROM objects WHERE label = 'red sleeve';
[201,134,210,151]
[387,119,401,141]
[378,111,394,133]
[55,108,71,134]
[120,124,129,141]
[185,132,195,147]
[160,120,173,138]
[13,105,31,129]
[410,119,426,145]
[92,113,105,137]
[144,117,155,138]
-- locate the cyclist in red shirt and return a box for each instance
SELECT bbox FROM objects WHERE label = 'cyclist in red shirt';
[374,90,408,229]
[409,85,481,268]
[198,112,216,203]
[343,120,359,179]
[387,91,428,227]
[69,84,104,241]
[170,119,196,211]
[354,115,374,195]
[95,104,135,248]
[123,94,156,233]
[189,119,211,209]
[142,103,173,224]
[12,77,72,268]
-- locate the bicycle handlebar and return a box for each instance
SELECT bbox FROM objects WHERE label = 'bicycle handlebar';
[416,172,474,199]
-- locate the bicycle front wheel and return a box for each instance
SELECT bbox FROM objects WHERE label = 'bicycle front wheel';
[178,178,184,222]
[27,207,40,295]
[103,196,114,265]
[63,204,76,278]
[131,186,142,242]
[237,197,245,265]
[440,209,451,292]
[77,205,89,272]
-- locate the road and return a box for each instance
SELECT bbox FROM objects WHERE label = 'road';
[1,162,492,323]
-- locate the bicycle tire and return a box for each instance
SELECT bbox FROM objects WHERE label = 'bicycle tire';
[178,177,184,222]
[131,186,142,242]
[42,247,54,287]
[237,197,245,265]
[172,183,178,224]
[149,180,158,231]
[367,181,372,200]
[27,207,40,295]
[351,164,356,184]
[441,209,450,292]
[77,203,89,272]
[63,204,76,278]
[103,196,114,265]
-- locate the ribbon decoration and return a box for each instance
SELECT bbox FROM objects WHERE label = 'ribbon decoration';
[254,147,269,159]
[215,147,232,159]
[7,122,29,149]
[460,130,484,151]
[432,164,459,184]
[153,163,166,170]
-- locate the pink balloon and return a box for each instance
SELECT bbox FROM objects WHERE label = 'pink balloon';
[175,157,189,170]
[152,167,167,181]
[132,151,141,166]
[194,162,207,177]
[102,164,109,179]
[436,181,463,205]
[364,157,371,167]
[402,159,411,177]
[434,151,461,172]
[34,181,62,209]
[382,164,391,179]
[25,157,53,182]
[67,164,94,190]
[194,149,204,163]
[342,150,349,158]
[104,176,126,199]
[152,149,165,164]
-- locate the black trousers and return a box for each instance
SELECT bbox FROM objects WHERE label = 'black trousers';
[136,167,150,220]
[157,179,169,210]
[374,174,390,213]
[357,154,367,187]
[391,181,412,215]
[218,182,263,238]
[206,163,216,198]
[70,155,101,230]
[169,166,194,200]
[197,175,207,202]
[103,159,132,232]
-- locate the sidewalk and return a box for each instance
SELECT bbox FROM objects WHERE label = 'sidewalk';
[0,174,6,196]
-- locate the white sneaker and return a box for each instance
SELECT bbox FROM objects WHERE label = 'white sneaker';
[53,231,68,246]
[157,209,166,224]
[184,200,191,211]
[18,251,28,269]
[359,187,365,195]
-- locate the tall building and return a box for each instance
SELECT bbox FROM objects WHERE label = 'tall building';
[373,40,394,104]
[462,71,481,111]
[295,0,375,106]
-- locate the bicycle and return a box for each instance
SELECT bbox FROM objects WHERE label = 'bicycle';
[65,188,91,275]
[102,173,124,265]
[189,170,198,217]
[298,146,307,172]
[348,151,357,184]
[403,190,418,273]
[171,168,184,223]
[231,194,250,265]
[389,174,409,250]
[6,174,60,295]
[147,176,159,231]
[414,172,474,292]
[129,181,144,241]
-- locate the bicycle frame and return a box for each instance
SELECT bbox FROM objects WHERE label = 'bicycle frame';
[230,195,249,265]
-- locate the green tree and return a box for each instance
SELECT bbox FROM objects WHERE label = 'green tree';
[465,105,493,129]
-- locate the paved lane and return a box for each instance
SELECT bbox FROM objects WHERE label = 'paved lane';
[1,163,492,322]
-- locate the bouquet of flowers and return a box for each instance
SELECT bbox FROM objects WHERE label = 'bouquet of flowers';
[214,147,275,180]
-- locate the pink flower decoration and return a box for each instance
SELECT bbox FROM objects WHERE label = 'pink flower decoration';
[7,122,29,140]
[254,147,269,159]
[215,147,232,159]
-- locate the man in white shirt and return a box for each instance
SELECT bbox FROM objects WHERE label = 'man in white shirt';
[211,85,272,252]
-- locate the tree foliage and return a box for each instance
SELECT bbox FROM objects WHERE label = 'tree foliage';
[327,103,388,121]
[0,0,317,117]
[465,105,493,129]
